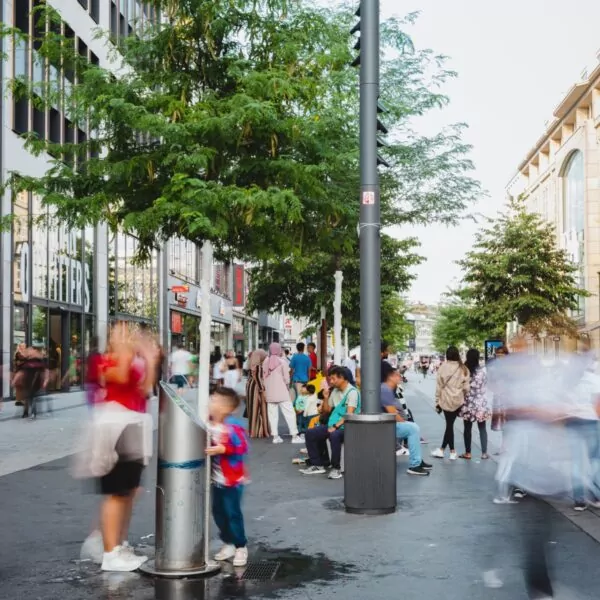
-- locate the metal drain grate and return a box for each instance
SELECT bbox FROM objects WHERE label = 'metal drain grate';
[240,561,281,581]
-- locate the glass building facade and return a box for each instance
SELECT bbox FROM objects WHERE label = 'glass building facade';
[12,191,96,390]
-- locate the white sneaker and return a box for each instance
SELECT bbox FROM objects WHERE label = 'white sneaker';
[396,447,410,457]
[300,465,327,475]
[328,468,343,480]
[101,546,148,572]
[449,451,458,461]
[272,436,283,444]
[291,435,304,444]
[431,448,445,459]
[493,497,519,505]
[233,547,248,567]
[80,530,104,564]
[214,544,236,561]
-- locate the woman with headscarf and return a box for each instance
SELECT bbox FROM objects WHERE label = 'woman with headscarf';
[263,343,303,444]
[245,349,270,438]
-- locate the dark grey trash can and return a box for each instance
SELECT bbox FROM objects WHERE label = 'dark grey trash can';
[343,413,397,515]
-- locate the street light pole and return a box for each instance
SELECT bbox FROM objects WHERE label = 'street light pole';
[358,0,380,414]
[344,0,397,515]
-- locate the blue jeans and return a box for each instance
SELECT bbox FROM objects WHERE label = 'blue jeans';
[566,419,600,503]
[212,485,247,548]
[395,422,422,468]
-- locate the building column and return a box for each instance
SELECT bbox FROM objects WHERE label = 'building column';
[95,223,109,350]
[1,190,11,399]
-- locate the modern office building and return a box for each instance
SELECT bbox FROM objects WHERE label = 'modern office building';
[506,52,600,353]
[0,0,267,397]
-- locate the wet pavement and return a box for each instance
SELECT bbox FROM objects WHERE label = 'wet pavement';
[3,375,600,599]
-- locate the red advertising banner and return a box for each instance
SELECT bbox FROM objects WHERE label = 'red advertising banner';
[171,311,183,334]
[233,264,245,306]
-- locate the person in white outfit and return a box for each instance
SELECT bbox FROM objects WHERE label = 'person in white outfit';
[343,355,357,380]
[169,345,192,389]
[262,342,303,444]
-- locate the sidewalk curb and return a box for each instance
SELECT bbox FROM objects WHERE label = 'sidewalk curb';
[0,401,87,422]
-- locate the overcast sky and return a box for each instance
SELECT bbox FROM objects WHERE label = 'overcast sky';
[377,0,600,304]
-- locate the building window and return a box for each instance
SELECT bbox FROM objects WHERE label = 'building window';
[114,231,158,321]
[213,262,230,297]
[563,151,584,234]
[90,0,100,23]
[169,238,198,283]
[562,150,585,320]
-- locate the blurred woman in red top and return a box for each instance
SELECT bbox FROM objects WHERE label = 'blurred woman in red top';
[98,323,158,572]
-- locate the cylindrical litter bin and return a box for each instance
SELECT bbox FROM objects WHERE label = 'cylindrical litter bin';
[140,383,220,577]
[343,413,397,515]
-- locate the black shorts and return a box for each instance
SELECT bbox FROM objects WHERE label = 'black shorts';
[99,461,144,496]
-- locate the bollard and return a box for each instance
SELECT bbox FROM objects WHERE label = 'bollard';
[343,413,397,515]
[140,383,220,578]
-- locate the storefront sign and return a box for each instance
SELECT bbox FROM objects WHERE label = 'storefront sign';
[19,237,91,310]
[175,293,188,307]
[171,285,189,293]
[233,264,245,306]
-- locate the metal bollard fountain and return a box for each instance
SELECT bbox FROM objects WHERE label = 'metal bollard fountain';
[140,382,220,578]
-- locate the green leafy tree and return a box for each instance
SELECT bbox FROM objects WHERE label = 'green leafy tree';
[458,197,588,337]
[432,300,501,352]
[247,12,481,336]
[248,234,423,344]
[4,1,398,261]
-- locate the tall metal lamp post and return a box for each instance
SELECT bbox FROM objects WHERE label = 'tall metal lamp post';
[343,0,397,515]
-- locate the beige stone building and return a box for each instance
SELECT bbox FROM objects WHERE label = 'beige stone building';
[507,56,600,352]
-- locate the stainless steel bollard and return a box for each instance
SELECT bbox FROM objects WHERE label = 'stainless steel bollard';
[140,383,220,578]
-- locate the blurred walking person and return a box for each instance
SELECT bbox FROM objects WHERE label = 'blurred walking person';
[92,323,156,571]
[18,346,49,420]
[245,349,270,438]
[85,337,104,409]
[263,343,303,444]
[459,349,490,460]
[431,346,469,460]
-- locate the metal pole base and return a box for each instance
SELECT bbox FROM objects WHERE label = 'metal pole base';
[139,559,221,579]
[343,413,397,515]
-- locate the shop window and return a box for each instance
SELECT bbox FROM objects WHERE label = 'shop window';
[13,306,28,357]
[32,195,48,299]
[108,233,117,317]
[32,305,48,350]
[84,226,95,313]
[70,313,82,386]
[13,192,30,301]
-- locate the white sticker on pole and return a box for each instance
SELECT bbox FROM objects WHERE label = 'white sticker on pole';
[362,191,375,205]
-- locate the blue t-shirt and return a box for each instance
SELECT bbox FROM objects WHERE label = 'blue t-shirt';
[290,353,311,383]
[380,383,401,411]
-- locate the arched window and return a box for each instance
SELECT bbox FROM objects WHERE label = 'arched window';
[561,150,585,320]
[562,151,584,234]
